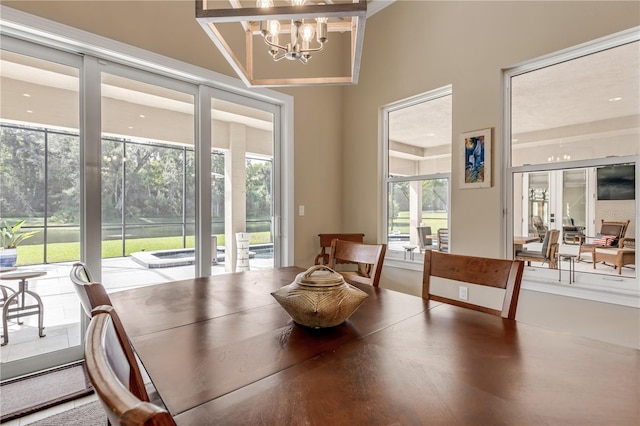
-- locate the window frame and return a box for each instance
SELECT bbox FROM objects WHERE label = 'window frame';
[503,27,639,308]
[381,86,452,269]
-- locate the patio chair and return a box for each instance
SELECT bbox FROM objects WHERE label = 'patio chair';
[562,218,586,244]
[531,216,548,242]
[593,238,635,275]
[515,229,560,269]
[437,228,449,252]
[417,226,433,252]
[577,219,630,262]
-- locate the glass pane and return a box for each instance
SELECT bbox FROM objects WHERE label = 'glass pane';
[387,178,449,253]
[101,72,195,285]
[388,94,452,177]
[562,169,586,229]
[513,167,635,278]
[528,172,550,235]
[211,98,275,272]
[0,49,81,366]
[511,42,639,167]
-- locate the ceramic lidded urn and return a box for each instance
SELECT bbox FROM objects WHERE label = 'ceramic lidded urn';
[271,265,368,328]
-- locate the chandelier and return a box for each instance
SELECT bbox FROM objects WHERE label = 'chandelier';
[196,0,367,87]
[257,0,328,64]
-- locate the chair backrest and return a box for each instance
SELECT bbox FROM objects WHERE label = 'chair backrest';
[532,216,546,230]
[541,229,560,260]
[315,233,365,265]
[599,220,630,246]
[84,306,173,426]
[417,226,433,250]
[70,262,112,317]
[328,239,386,287]
[422,250,525,319]
[437,228,449,252]
[70,261,94,283]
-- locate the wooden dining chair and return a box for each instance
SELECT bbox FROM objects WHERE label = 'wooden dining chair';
[70,262,112,317]
[422,250,525,320]
[328,239,386,287]
[85,305,175,426]
[314,233,365,265]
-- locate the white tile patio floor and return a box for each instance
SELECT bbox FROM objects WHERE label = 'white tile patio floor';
[0,255,273,364]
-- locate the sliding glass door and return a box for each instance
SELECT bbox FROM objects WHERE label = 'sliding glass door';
[0,29,288,381]
[99,66,197,287]
[0,39,83,379]
[210,95,278,272]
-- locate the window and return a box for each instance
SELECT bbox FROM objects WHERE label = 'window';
[505,29,639,304]
[382,86,452,264]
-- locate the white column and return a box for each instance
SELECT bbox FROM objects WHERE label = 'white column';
[224,122,247,272]
[409,180,422,246]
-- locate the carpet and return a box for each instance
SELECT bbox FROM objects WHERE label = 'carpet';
[0,361,94,423]
[24,401,105,426]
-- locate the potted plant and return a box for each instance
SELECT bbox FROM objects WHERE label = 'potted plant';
[0,220,39,268]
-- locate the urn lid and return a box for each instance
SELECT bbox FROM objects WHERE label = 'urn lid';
[294,265,345,287]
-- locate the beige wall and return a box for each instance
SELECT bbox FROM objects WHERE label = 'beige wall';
[2,1,639,347]
[346,1,639,348]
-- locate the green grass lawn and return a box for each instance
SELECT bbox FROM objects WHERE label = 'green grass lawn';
[389,211,448,234]
[14,232,272,266]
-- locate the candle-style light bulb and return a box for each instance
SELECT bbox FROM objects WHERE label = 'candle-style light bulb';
[268,19,281,48]
[258,0,274,36]
[269,19,281,37]
[315,2,328,43]
[301,23,315,50]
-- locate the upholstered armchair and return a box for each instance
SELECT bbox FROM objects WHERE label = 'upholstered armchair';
[577,220,630,261]
[593,238,635,275]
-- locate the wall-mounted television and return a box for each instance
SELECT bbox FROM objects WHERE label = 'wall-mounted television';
[596,164,635,201]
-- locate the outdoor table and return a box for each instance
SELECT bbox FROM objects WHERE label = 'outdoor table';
[0,270,46,346]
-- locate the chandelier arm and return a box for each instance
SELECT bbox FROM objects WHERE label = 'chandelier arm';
[300,45,324,54]
[263,36,286,51]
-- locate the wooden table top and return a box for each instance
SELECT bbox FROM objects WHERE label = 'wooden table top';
[513,236,540,245]
[110,267,639,425]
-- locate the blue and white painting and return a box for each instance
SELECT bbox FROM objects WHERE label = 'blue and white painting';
[464,135,485,184]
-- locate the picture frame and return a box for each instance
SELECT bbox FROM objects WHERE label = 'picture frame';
[460,127,492,189]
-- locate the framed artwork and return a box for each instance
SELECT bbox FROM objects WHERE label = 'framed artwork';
[460,128,492,189]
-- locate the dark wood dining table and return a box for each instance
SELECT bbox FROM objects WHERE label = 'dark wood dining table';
[110,266,639,425]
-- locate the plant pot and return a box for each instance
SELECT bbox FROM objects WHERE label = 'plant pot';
[0,248,18,268]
